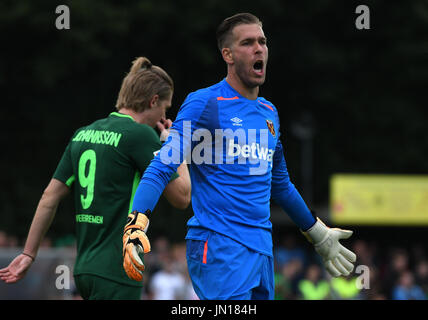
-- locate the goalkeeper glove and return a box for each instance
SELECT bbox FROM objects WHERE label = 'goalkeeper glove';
[123,210,151,281]
[302,217,357,277]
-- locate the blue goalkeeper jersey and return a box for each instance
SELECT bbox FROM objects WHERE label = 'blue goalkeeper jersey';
[132,79,315,257]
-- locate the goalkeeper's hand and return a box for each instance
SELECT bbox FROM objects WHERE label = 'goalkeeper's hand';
[302,217,357,277]
[123,210,151,281]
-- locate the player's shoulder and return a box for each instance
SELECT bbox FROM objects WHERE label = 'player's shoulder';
[105,112,156,137]
[185,84,218,102]
[258,96,278,113]
[88,113,159,145]
[184,79,231,104]
[116,122,161,157]
[176,82,221,118]
[124,122,159,143]
[258,97,280,127]
[70,115,122,139]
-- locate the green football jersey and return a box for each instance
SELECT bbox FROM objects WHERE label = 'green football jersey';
[53,112,178,286]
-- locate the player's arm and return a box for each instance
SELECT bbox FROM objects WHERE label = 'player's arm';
[163,161,191,210]
[271,139,356,277]
[22,178,70,259]
[124,93,206,281]
[131,92,206,215]
[271,139,316,230]
[157,118,191,210]
[0,136,75,284]
[0,178,69,283]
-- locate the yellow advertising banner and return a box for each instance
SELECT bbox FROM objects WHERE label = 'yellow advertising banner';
[330,174,428,225]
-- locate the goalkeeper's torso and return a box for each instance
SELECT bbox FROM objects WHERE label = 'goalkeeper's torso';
[161,79,281,257]
[53,112,162,286]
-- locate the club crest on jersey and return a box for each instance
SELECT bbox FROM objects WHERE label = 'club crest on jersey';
[266,120,276,137]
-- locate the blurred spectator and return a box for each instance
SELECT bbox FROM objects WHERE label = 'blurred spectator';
[411,244,427,265]
[330,274,361,300]
[353,240,378,267]
[352,240,370,265]
[6,235,19,247]
[361,265,387,300]
[149,256,185,299]
[0,231,20,247]
[148,236,171,274]
[274,234,307,269]
[392,270,426,300]
[170,242,198,300]
[40,237,53,248]
[383,248,409,299]
[298,264,330,300]
[415,260,428,298]
[138,236,171,299]
[181,270,199,300]
[274,258,303,300]
[369,293,387,300]
[0,231,8,247]
[141,240,198,300]
[170,243,187,273]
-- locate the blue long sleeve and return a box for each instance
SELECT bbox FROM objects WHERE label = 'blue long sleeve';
[131,182,162,213]
[131,91,206,214]
[271,139,316,231]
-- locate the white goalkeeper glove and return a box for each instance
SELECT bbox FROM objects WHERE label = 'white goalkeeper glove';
[302,217,357,277]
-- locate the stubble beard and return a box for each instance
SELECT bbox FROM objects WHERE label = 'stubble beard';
[234,59,266,89]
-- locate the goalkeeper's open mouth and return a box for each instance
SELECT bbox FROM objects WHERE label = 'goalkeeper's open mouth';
[252,59,265,76]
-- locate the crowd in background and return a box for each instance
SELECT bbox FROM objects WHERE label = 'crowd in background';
[273,234,428,300]
[0,229,427,300]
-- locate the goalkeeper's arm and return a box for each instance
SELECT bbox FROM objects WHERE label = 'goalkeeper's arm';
[270,140,356,277]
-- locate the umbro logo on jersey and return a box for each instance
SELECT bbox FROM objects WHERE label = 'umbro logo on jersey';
[231,117,243,126]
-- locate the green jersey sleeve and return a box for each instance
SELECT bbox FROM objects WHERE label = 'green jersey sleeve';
[53,140,75,187]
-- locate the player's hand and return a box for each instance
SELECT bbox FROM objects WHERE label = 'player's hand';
[122,210,151,281]
[156,118,173,142]
[302,218,357,277]
[0,253,34,283]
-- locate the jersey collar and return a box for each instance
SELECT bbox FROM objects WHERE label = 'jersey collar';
[109,112,135,121]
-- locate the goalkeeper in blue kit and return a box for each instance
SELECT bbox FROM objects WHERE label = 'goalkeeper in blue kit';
[123,13,357,299]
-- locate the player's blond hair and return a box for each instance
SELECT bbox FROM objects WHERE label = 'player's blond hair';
[115,57,173,112]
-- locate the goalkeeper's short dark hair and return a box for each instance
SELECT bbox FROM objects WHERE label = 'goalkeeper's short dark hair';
[216,13,263,51]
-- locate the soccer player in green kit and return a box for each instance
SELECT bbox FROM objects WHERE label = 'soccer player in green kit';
[0,57,191,299]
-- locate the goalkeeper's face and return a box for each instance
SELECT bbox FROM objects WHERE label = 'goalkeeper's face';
[227,23,268,89]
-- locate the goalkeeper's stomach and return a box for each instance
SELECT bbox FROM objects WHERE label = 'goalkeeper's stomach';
[187,199,273,257]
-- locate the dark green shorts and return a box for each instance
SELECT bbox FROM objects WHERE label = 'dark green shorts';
[74,274,142,300]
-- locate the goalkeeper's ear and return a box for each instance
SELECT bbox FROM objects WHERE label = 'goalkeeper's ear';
[221,47,233,65]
